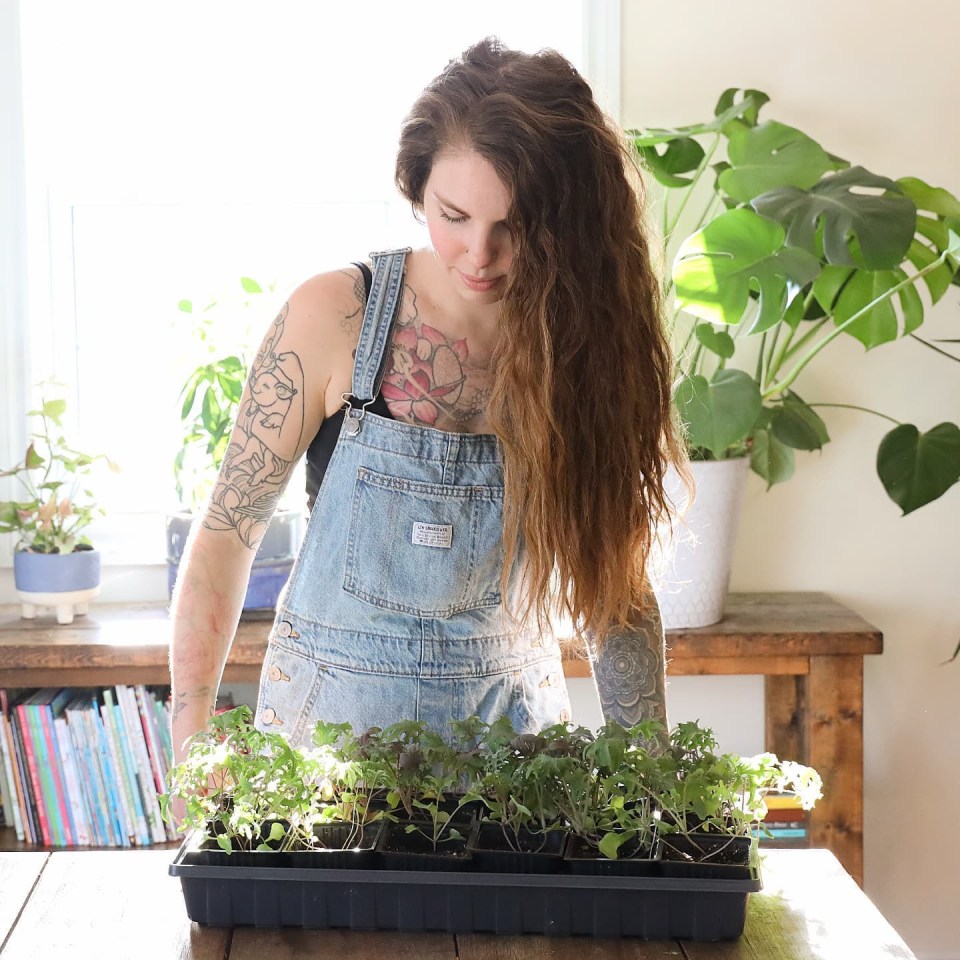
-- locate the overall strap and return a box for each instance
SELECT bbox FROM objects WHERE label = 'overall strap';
[350,247,410,403]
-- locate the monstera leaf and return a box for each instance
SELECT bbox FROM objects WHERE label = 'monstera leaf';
[674,370,762,457]
[770,392,830,451]
[673,208,821,333]
[719,121,840,203]
[813,265,924,348]
[751,167,916,269]
[877,423,960,515]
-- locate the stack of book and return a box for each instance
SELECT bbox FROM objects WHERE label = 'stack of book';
[761,791,809,845]
[0,685,177,847]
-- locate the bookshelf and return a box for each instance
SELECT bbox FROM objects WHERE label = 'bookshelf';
[0,592,882,884]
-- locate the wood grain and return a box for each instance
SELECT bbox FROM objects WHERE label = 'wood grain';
[806,656,864,886]
[765,675,806,763]
[458,934,684,958]
[0,852,47,944]
[231,928,455,959]
[0,850,228,960]
[683,849,916,960]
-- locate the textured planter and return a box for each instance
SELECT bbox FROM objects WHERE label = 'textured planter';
[14,548,101,624]
[648,457,750,628]
[166,508,303,611]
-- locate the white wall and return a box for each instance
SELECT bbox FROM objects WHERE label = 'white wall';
[621,3,960,957]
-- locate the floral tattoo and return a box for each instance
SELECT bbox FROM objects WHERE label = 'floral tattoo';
[588,607,668,727]
[202,304,305,548]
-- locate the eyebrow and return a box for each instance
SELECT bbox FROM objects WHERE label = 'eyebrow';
[433,192,509,225]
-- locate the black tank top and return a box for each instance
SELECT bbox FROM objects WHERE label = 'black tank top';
[305,262,395,510]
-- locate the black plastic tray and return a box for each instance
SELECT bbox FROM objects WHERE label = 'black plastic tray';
[169,840,762,940]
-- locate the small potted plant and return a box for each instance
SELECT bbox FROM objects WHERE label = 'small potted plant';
[364,720,477,871]
[167,277,303,612]
[0,390,116,624]
[463,717,567,873]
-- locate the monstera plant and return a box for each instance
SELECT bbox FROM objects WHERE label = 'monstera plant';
[632,89,960,515]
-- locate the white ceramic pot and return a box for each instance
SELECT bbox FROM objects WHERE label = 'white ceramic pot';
[648,458,750,629]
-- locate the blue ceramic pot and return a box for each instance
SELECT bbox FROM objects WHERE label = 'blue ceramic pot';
[14,548,101,592]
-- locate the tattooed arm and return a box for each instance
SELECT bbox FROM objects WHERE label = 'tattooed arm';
[169,269,364,766]
[584,595,669,733]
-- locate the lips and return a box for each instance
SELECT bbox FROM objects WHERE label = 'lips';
[459,271,503,292]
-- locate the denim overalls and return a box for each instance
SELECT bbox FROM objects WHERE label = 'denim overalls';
[255,248,572,748]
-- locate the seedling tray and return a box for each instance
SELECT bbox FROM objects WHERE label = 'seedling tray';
[169,841,762,940]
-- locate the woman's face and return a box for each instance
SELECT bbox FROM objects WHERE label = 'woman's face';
[423,149,514,306]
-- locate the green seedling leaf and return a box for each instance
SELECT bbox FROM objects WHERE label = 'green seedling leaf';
[877,422,960,515]
[674,207,820,333]
[675,370,762,456]
[267,821,286,843]
[42,398,67,422]
[240,277,262,293]
[598,831,629,860]
[752,166,916,269]
[178,299,193,313]
[720,121,835,203]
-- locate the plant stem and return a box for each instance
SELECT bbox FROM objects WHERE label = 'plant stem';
[806,402,901,426]
[663,135,720,241]
[909,333,960,363]
[763,255,950,398]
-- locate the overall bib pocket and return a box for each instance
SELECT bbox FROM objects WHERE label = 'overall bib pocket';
[343,466,504,618]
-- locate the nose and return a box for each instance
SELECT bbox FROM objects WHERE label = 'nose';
[466,228,499,271]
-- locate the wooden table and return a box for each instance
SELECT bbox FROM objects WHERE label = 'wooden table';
[0,848,915,959]
[0,592,882,884]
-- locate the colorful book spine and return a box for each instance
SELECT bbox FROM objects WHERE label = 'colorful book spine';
[54,716,91,846]
[90,696,132,847]
[102,690,148,845]
[64,701,104,847]
[7,704,39,844]
[38,690,76,845]
[116,685,165,843]
[16,700,51,845]
[0,713,24,840]
[75,700,119,846]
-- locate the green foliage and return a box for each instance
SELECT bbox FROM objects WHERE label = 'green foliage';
[173,277,273,511]
[163,709,822,862]
[0,388,117,554]
[632,89,960,514]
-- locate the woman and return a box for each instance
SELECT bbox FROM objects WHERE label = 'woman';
[169,37,684,765]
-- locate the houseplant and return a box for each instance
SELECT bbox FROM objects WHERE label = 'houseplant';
[0,391,117,624]
[632,89,960,625]
[168,277,303,611]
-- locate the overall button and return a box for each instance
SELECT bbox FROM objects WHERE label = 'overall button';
[267,664,291,683]
[276,621,292,639]
[261,707,283,726]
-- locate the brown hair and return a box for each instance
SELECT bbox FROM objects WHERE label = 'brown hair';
[396,38,687,643]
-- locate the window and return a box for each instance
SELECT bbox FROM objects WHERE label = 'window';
[2,1,618,578]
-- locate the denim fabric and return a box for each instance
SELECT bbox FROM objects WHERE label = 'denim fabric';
[255,248,571,748]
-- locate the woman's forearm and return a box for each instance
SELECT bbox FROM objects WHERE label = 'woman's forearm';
[169,525,255,763]
[585,601,668,729]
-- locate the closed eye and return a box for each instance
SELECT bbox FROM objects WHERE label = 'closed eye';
[440,211,467,224]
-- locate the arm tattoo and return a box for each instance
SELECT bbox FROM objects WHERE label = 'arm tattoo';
[338,266,366,333]
[202,303,305,548]
[171,686,214,724]
[586,604,668,729]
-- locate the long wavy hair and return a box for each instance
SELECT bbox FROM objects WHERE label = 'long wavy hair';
[395,38,687,645]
